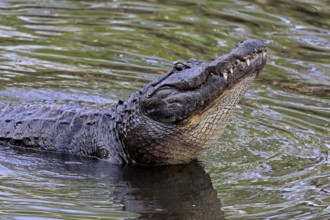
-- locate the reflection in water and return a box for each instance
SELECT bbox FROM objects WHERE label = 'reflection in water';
[115,163,224,220]
[0,143,224,219]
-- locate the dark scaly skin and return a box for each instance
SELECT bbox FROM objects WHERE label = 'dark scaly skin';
[0,102,127,164]
[0,39,267,165]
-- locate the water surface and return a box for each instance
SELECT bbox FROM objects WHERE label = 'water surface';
[0,0,329,219]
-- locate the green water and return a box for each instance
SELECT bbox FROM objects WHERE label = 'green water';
[0,0,329,219]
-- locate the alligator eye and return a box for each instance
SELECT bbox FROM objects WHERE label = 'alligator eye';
[173,62,190,71]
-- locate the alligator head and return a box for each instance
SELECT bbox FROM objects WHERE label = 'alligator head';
[117,39,267,165]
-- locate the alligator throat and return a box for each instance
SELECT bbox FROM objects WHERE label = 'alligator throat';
[0,39,267,165]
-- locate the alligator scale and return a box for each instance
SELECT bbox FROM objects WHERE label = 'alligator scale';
[0,39,267,165]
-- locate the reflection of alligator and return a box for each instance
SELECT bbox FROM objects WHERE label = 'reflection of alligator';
[0,144,225,219]
[114,161,225,219]
[0,39,267,165]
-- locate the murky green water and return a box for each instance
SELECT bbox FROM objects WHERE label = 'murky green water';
[0,0,329,219]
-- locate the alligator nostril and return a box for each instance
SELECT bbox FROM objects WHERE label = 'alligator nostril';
[236,40,245,48]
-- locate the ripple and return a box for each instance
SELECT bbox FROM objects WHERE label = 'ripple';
[0,0,329,219]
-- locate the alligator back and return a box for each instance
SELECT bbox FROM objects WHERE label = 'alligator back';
[0,101,126,164]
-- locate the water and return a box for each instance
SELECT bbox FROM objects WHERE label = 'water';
[0,0,329,219]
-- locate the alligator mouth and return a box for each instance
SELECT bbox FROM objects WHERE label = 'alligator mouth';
[182,47,267,128]
[140,39,267,125]
[183,39,267,121]
[207,39,267,88]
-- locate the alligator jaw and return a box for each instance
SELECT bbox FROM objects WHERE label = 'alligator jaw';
[208,39,267,83]
[139,39,267,125]
[176,39,267,130]
[191,39,268,122]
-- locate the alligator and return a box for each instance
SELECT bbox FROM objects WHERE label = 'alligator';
[0,39,267,165]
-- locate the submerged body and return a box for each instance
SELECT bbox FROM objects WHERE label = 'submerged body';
[0,39,267,165]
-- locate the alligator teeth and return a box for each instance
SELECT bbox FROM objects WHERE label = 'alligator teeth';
[223,72,228,81]
[229,68,233,74]
[246,59,250,66]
